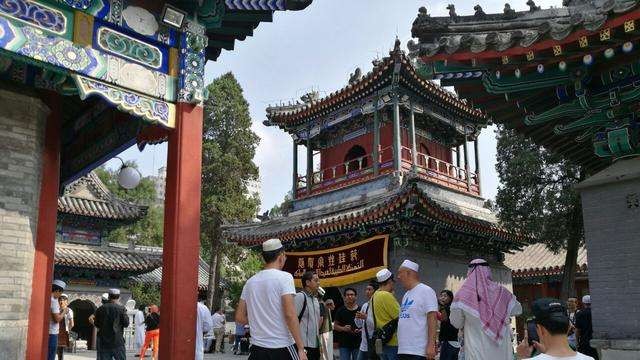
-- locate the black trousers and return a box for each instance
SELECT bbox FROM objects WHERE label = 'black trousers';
[249,344,301,360]
[305,346,320,360]
[398,355,426,360]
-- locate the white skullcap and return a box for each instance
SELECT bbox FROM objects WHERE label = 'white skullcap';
[60,294,68,299]
[52,280,66,290]
[582,295,591,304]
[262,238,283,252]
[108,288,121,295]
[376,268,393,283]
[400,259,419,272]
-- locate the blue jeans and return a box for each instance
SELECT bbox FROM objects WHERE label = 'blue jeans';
[357,350,369,360]
[340,347,359,360]
[382,345,398,360]
[47,334,58,360]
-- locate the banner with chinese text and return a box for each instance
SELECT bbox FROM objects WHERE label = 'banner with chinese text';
[284,235,389,287]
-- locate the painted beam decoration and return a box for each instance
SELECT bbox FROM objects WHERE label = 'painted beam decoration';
[283,235,389,287]
[0,0,211,128]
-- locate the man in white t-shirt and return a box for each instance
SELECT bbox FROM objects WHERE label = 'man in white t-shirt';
[516,298,594,360]
[235,238,307,360]
[211,308,226,353]
[48,280,67,360]
[396,260,439,360]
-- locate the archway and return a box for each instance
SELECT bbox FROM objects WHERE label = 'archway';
[69,299,97,350]
[344,145,367,173]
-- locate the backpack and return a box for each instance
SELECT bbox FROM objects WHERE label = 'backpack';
[297,292,308,322]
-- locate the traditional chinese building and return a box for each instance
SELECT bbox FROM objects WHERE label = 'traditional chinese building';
[224,41,523,299]
[53,171,212,349]
[407,1,640,357]
[0,1,312,358]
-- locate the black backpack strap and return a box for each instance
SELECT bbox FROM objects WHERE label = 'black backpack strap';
[297,292,307,322]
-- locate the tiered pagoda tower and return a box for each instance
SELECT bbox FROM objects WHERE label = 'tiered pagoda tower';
[224,40,523,298]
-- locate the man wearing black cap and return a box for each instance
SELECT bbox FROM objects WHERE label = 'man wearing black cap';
[94,288,130,360]
[515,298,595,360]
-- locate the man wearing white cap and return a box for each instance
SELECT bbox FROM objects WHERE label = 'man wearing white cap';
[235,238,307,360]
[94,288,129,360]
[575,295,598,359]
[396,260,439,360]
[370,268,400,359]
[48,279,67,360]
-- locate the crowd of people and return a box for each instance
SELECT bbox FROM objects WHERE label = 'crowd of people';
[235,238,599,360]
[45,236,598,360]
[47,282,217,360]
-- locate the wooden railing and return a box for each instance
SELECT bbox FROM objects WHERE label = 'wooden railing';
[295,146,480,197]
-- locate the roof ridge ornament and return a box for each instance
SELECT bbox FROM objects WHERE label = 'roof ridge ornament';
[446,4,458,20]
[474,5,486,19]
[504,3,517,19]
[526,0,541,12]
[348,67,363,84]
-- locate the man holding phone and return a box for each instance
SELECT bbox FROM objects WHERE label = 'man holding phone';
[516,298,595,360]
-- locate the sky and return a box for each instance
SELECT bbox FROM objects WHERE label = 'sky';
[106,0,562,212]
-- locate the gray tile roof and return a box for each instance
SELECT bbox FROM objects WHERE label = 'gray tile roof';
[55,242,162,273]
[504,243,588,278]
[407,0,639,57]
[58,172,147,221]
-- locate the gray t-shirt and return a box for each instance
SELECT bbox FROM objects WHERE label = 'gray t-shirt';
[295,291,320,348]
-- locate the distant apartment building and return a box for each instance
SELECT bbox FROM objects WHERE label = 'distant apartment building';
[151,166,167,205]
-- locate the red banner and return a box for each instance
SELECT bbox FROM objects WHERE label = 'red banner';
[284,235,388,287]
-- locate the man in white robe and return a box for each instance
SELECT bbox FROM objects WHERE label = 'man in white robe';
[450,259,522,360]
[134,305,146,355]
[196,298,214,360]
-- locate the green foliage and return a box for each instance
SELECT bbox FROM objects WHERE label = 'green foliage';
[95,165,164,246]
[494,125,584,298]
[128,282,161,308]
[200,72,261,306]
[201,72,260,255]
[494,125,584,251]
[223,247,262,308]
[268,192,293,218]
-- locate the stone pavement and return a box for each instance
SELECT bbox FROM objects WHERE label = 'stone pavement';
[64,350,248,360]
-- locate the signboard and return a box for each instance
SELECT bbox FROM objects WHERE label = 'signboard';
[284,235,389,287]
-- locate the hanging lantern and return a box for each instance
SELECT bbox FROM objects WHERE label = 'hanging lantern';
[622,42,634,53]
[558,61,567,72]
[514,68,521,78]
[604,48,615,59]
[537,64,544,74]
[495,70,501,79]
[583,54,594,66]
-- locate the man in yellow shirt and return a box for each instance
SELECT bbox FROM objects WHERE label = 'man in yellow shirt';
[371,268,400,360]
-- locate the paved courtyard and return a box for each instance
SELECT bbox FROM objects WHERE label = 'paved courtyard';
[64,350,248,360]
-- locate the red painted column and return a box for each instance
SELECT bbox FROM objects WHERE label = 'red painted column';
[159,103,204,358]
[26,94,61,359]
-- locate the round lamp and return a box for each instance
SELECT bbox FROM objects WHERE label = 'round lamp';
[118,165,141,190]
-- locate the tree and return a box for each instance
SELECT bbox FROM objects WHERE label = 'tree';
[222,247,262,308]
[95,165,164,247]
[128,282,161,308]
[201,72,260,310]
[268,192,293,218]
[494,125,584,300]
